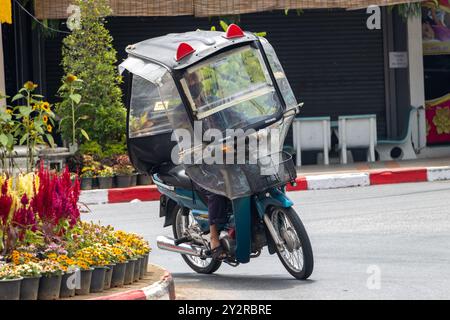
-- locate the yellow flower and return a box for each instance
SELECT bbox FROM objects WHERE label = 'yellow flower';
[41,102,51,112]
[47,124,53,133]
[43,115,48,123]
[24,81,38,91]
[6,108,12,114]
[66,74,78,83]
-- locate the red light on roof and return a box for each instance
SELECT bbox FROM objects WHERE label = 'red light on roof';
[225,24,244,39]
[175,42,195,61]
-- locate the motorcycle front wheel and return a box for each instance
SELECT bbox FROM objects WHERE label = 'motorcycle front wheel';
[172,206,222,274]
[268,206,314,280]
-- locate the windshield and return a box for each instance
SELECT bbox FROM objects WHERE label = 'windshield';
[182,45,282,132]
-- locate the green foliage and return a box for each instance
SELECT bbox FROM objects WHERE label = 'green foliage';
[79,140,103,159]
[6,82,56,172]
[61,0,126,147]
[102,141,127,159]
[389,3,422,21]
[56,74,90,146]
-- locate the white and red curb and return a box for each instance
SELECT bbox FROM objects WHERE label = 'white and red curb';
[79,165,450,205]
[89,266,175,300]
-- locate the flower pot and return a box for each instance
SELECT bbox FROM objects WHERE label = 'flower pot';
[133,257,142,282]
[38,274,62,300]
[130,174,138,187]
[103,264,115,290]
[75,268,93,296]
[0,278,22,300]
[69,143,78,154]
[59,271,76,298]
[123,259,136,285]
[110,262,127,288]
[98,176,114,189]
[137,174,152,185]
[142,254,149,276]
[139,254,148,279]
[92,177,99,189]
[20,276,41,300]
[115,175,131,188]
[90,267,107,293]
[80,177,93,190]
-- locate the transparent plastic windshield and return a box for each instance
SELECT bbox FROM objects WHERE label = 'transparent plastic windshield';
[182,45,282,133]
[259,37,298,110]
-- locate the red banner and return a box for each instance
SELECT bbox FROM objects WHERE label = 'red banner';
[426,93,450,144]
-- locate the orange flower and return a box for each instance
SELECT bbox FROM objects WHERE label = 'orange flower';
[43,115,49,123]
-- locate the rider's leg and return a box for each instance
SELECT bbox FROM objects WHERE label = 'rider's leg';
[207,193,228,257]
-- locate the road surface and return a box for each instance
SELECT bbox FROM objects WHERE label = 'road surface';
[83,181,450,299]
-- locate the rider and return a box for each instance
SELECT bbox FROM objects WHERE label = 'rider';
[186,71,228,260]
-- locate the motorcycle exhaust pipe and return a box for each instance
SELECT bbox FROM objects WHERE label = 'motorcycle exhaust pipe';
[157,235,202,257]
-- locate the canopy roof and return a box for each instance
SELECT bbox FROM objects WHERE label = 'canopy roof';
[123,30,258,70]
[35,0,422,20]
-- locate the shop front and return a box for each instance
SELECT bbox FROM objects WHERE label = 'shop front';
[422,0,450,145]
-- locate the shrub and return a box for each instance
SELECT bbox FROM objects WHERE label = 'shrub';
[61,0,126,146]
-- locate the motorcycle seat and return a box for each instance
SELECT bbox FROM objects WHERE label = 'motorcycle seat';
[156,164,193,190]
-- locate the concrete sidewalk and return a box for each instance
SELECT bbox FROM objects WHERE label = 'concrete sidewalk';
[296,157,450,176]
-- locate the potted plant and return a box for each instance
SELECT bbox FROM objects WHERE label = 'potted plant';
[85,245,110,293]
[109,247,128,288]
[16,262,42,300]
[114,165,134,188]
[73,251,94,295]
[0,263,22,300]
[56,255,77,298]
[80,167,95,190]
[97,165,114,189]
[37,259,63,300]
[137,173,152,186]
[113,154,134,188]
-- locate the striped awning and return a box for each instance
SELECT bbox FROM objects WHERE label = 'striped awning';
[34,0,423,20]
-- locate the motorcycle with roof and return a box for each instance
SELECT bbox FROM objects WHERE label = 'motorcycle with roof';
[120,24,313,279]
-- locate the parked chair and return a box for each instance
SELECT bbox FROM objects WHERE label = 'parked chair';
[292,116,331,166]
[338,114,377,164]
[376,106,420,161]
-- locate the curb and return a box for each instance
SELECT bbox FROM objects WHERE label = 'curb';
[89,266,175,300]
[80,165,450,205]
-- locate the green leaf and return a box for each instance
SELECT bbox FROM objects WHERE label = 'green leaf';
[70,94,82,104]
[0,134,8,147]
[11,93,25,102]
[19,106,32,117]
[80,128,90,141]
[19,133,29,145]
[284,9,289,15]
[46,134,55,147]
[219,20,229,32]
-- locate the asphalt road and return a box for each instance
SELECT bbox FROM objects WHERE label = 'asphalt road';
[84,181,450,300]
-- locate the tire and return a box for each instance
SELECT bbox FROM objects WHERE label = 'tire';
[172,206,222,274]
[268,206,314,280]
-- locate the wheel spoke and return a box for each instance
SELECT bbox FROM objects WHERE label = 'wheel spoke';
[272,208,304,273]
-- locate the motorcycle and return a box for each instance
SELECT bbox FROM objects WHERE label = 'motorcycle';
[120,24,313,280]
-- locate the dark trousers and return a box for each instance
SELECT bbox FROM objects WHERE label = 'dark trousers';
[194,183,228,226]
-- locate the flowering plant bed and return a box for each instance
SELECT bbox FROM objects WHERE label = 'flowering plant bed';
[0,165,151,300]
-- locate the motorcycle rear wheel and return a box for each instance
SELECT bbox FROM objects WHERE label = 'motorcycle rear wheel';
[172,206,222,274]
[269,206,314,280]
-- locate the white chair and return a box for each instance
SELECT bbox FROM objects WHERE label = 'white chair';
[292,117,331,166]
[338,114,377,164]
